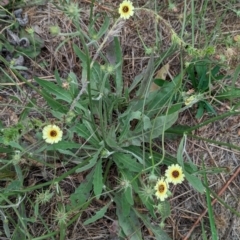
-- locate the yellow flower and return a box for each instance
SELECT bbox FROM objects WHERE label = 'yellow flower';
[184,95,195,106]
[154,178,168,201]
[165,164,185,185]
[42,125,63,144]
[118,0,134,19]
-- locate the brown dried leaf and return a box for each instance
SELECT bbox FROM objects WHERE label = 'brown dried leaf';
[150,63,169,92]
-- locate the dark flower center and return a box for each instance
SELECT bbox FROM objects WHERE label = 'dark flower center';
[123,6,129,13]
[172,170,179,178]
[50,130,57,137]
[158,184,165,193]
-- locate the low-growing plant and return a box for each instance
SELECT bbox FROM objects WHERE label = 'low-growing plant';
[0,1,239,239]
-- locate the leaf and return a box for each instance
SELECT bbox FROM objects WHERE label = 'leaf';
[54,69,62,86]
[19,101,35,121]
[203,101,217,115]
[186,62,198,89]
[184,171,205,193]
[73,44,87,63]
[115,200,142,240]
[83,201,111,225]
[8,141,23,151]
[97,15,110,39]
[128,72,144,93]
[41,89,68,113]
[217,87,240,100]
[136,54,155,98]
[4,179,22,192]
[124,186,133,206]
[113,152,143,172]
[158,201,171,221]
[73,123,100,147]
[196,102,204,119]
[16,45,41,58]
[68,71,79,97]
[134,209,172,240]
[177,135,185,167]
[57,149,76,157]
[46,141,79,150]
[93,159,103,198]
[114,37,123,96]
[119,192,131,217]
[142,112,179,141]
[75,153,99,173]
[34,77,72,103]
[150,63,169,92]
[70,169,94,208]
[137,192,156,218]
[203,162,218,240]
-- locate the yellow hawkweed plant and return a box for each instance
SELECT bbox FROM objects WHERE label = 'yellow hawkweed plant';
[118,0,134,19]
[42,124,63,144]
[154,178,168,201]
[165,164,185,185]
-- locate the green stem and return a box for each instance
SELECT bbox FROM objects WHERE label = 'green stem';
[188,134,240,151]
[103,159,113,183]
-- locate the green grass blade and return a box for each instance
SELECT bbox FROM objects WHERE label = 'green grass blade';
[203,162,218,240]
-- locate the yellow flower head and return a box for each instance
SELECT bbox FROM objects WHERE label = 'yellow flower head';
[154,178,168,201]
[118,0,134,19]
[184,95,196,106]
[165,164,185,185]
[42,125,63,144]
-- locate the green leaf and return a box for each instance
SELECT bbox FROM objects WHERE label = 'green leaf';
[124,186,133,206]
[115,202,142,240]
[4,179,22,192]
[186,62,197,89]
[217,87,240,100]
[203,162,218,240]
[137,192,156,218]
[203,101,217,115]
[11,66,28,70]
[177,135,185,167]
[68,71,79,97]
[73,122,100,147]
[134,209,172,240]
[46,141,79,150]
[158,201,171,221]
[19,101,35,121]
[41,89,68,113]
[136,54,155,98]
[34,77,72,103]
[54,69,62,86]
[70,169,94,208]
[128,72,144,93]
[119,192,131,217]
[57,149,77,157]
[97,15,110,39]
[114,37,123,96]
[201,220,208,240]
[196,102,204,119]
[73,44,87,63]
[8,141,23,151]
[16,45,41,58]
[113,152,143,172]
[93,159,103,198]
[83,201,111,225]
[149,112,179,139]
[75,153,99,173]
[184,171,205,193]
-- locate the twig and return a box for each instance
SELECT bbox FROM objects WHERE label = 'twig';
[183,166,240,240]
